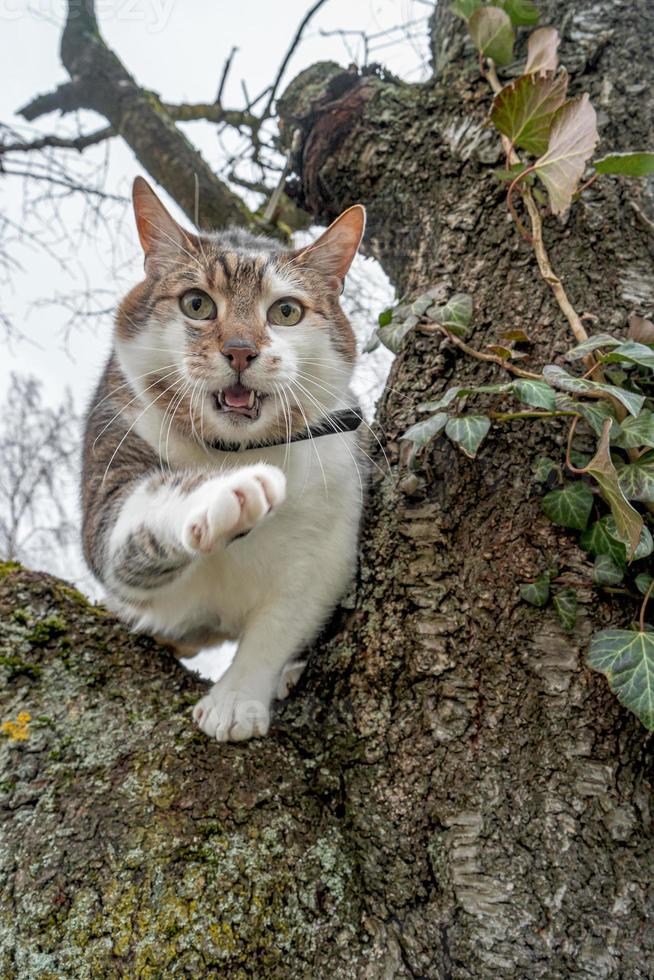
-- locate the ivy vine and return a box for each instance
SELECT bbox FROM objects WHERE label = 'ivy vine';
[367,2,654,731]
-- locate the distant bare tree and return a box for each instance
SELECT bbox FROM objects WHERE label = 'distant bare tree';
[0,373,79,571]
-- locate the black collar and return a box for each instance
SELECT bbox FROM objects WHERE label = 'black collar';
[207,407,363,453]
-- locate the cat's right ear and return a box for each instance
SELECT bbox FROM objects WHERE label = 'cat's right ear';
[132,176,193,273]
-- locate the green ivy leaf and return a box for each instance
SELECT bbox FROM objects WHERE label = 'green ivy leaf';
[520,573,550,607]
[533,95,599,217]
[618,461,654,503]
[402,413,449,447]
[525,26,560,73]
[576,401,619,438]
[593,152,654,177]
[585,422,644,557]
[636,573,654,595]
[593,554,624,586]
[378,308,394,328]
[588,629,654,730]
[542,481,593,530]
[429,293,474,337]
[468,6,514,67]
[363,330,381,353]
[450,0,482,20]
[491,70,568,157]
[533,456,560,485]
[600,340,654,371]
[445,415,491,458]
[418,387,463,413]
[543,364,645,417]
[411,295,434,317]
[565,333,621,360]
[554,588,577,632]
[511,378,557,410]
[581,517,628,568]
[612,410,654,450]
[496,0,539,26]
[377,313,419,353]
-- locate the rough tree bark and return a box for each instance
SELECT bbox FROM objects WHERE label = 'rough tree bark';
[2,1,654,977]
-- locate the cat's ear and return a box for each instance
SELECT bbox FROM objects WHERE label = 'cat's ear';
[132,176,195,272]
[292,205,366,283]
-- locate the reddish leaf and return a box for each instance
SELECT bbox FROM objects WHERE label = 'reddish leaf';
[628,313,654,344]
[533,95,599,216]
[525,26,560,73]
[491,70,568,156]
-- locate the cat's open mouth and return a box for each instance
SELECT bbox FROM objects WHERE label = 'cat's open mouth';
[213,383,267,421]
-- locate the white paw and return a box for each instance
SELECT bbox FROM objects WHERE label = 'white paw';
[193,678,271,742]
[182,464,286,554]
[276,660,306,700]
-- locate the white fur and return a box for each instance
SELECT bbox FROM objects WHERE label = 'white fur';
[108,256,364,742]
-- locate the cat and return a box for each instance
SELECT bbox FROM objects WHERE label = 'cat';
[81,176,367,742]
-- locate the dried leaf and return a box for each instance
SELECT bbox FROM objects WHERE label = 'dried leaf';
[525,26,560,73]
[628,313,654,345]
[491,70,568,156]
[533,95,599,217]
[586,422,643,557]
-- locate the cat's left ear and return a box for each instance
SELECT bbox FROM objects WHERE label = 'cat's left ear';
[292,205,366,284]
[132,176,196,273]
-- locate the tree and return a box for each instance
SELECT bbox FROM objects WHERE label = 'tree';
[1,1,653,976]
[0,374,79,577]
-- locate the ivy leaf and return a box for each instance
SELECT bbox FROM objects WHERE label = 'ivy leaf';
[614,410,654,450]
[411,295,434,317]
[553,588,577,632]
[525,26,560,73]
[542,481,593,530]
[418,387,463,413]
[576,401,619,439]
[501,328,532,343]
[402,413,449,447]
[450,0,482,20]
[600,340,654,371]
[445,415,491,458]
[581,517,628,568]
[496,0,540,27]
[585,422,643,557]
[363,330,381,353]
[628,313,654,345]
[636,573,654,596]
[510,379,557,410]
[520,573,550,607]
[593,152,654,177]
[618,461,654,503]
[533,456,560,485]
[564,333,621,360]
[593,554,624,586]
[491,70,568,157]
[533,95,599,217]
[468,6,515,67]
[588,629,654,731]
[543,364,645,417]
[377,313,419,353]
[429,293,474,337]
[378,308,394,327]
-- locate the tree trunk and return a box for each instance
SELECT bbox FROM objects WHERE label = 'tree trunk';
[2,2,654,977]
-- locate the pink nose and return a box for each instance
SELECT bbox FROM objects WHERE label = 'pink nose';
[221,338,259,373]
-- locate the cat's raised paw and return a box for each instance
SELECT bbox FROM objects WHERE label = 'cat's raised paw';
[182,463,286,554]
[193,685,271,742]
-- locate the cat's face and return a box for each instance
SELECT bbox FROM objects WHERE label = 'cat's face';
[115,177,365,449]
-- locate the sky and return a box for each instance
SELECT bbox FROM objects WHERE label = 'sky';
[0,0,431,671]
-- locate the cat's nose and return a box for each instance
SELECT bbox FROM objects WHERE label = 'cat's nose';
[221,337,259,374]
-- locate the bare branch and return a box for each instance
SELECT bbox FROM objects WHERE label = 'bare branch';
[0,125,114,156]
[260,0,330,124]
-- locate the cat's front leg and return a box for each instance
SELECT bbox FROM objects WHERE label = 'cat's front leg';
[107,463,286,598]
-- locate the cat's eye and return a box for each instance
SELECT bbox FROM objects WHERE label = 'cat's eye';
[180,289,217,320]
[268,297,303,326]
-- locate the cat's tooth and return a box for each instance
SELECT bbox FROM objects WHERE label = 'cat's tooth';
[247,389,255,408]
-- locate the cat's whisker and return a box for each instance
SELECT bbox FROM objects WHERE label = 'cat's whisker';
[285,384,328,499]
[148,220,206,273]
[290,380,365,499]
[275,381,293,472]
[88,362,180,417]
[162,379,193,471]
[101,375,183,486]
[293,370,391,476]
[93,366,185,453]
